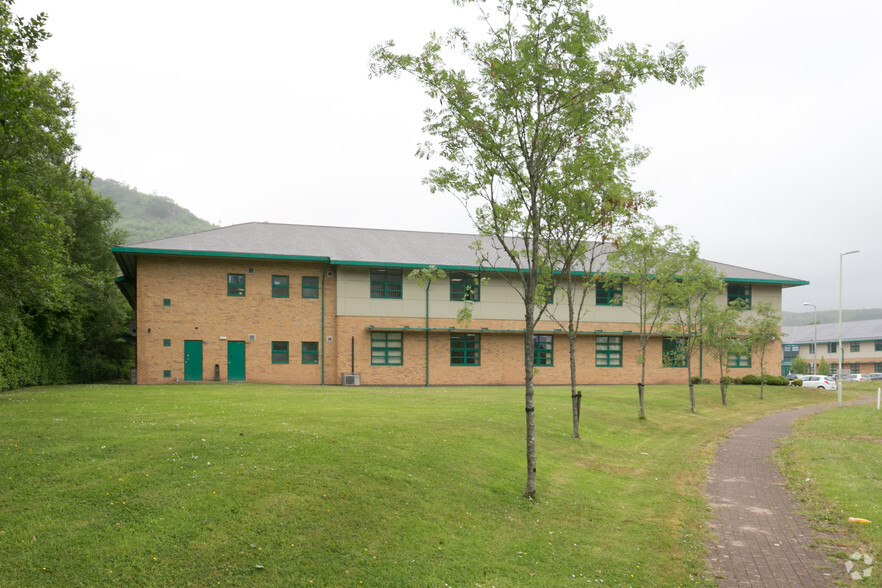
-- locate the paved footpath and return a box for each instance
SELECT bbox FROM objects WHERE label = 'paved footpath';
[705,402,849,587]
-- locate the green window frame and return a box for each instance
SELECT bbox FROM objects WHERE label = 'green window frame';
[370,268,402,299]
[227,273,245,296]
[850,363,861,374]
[450,333,480,366]
[726,283,751,309]
[876,340,882,352]
[727,351,751,368]
[450,272,481,301]
[596,286,622,306]
[662,337,687,367]
[808,342,815,354]
[875,363,882,373]
[163,338,171,347]
[850,341,861,353]
[533,335,553,366]
[301,342,319,364]
[163,370,171,378]
[827,342,838,353]
[163,298,171,307]
[271,275,289,298]
[302,276,319,299]
[272,341,289,364]
[595,336,622,367]
[371,332,403,365]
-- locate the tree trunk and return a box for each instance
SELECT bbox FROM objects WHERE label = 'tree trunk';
[637,382,645,419]
[524,302,537,498]
[569,332,579,438]
[687,365,696,413]
[720,382,727,406]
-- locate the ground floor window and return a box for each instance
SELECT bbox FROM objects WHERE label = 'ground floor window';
[272,341,289,364]
[662,337,687,367]
[534,335,553,366]
[451,333,480,366]
[595,336,622,367]
[727,351,751,368]
[875,363,882,373]
[371,332,403,365]
[850,363,861,374]
[301,342,318,364]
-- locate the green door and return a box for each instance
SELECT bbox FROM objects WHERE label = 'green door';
[184,340,203,382]
[227,341,246,382]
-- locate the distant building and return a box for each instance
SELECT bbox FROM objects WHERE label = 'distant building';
[112,222,807,386]
[782,319,882,375]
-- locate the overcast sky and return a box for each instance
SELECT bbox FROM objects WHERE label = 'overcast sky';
[15,0,881,313]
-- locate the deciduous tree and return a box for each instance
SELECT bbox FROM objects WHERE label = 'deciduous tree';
[371,0,703,497]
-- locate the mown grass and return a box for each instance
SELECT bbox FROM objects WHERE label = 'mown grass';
[777,382,882,585]
[0,382,853,586]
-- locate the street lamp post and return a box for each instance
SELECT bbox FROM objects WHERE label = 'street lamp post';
[838,250,860,407]
[803,302,817,374]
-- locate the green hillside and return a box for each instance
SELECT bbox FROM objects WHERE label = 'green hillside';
[91,177,215,244]
[782,309,882,326]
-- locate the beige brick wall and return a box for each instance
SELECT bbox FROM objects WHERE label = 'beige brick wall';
[136,256,337,384]
[134,255,781,386]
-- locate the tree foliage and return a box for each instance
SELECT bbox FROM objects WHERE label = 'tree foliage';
[372,0,703,496]
[745,302,781,400]
[0,1,132,389]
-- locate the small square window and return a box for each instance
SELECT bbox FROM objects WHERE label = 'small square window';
[850,341,860,353]
[596,286,622,306]
[662,337,687,367]
[371,332,403,365]
[302,342,319,364]
[163,370,171,378]
[227,274,246,296]
[726,284,751,309]
[272,275,289,298]
[450,272,481,301]
[450,333,480,366]
[163,339,171,347]
[828,342,838,354]
[163,298,171,307]
[302,276,319,299]
[272,341,289,364]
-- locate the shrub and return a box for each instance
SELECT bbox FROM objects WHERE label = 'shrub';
[741,374,762,385]
[690,376,702,385]
[763,375,790,386]
[791,379,803,387]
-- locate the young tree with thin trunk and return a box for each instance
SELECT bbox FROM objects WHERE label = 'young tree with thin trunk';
[746,302,781,400]
[371,0,703,497]
[663,245,724,413]
[702,302,746,406]
[602,222,686,419]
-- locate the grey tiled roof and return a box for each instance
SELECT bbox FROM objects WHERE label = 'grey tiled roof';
[114,222,806,284]
[783,319,882,344]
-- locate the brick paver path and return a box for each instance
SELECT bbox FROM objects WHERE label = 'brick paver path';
[706,403,844,587]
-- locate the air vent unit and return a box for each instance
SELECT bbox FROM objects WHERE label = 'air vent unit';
[342,373,361,386]
[248,334,256,342]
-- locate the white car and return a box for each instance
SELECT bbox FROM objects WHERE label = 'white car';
[846,374,868,381]
[800,375,837,389]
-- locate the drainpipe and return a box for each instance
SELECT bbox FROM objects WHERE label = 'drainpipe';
[320,260,327,385]
[425,279,431,387]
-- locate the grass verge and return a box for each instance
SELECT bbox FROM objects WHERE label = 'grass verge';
[0,382,850,586]
[777,382,882,586]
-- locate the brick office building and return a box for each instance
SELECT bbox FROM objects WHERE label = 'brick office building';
[112,223,806,386]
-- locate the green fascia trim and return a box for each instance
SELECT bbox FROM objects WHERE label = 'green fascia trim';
[366,325,665,336]
[724,277,810,286]
[111,246,330,263]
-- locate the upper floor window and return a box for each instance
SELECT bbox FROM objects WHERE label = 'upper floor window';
[227,274,245,297]
[596,286,622,306]
[370,268,402,299]
[828,342,838,354]
[808,342,815,354]
[727,283,751,309]
[302,276,319,299]
[876,340,882,352]
[450,272,481,301]
[534,335,553,366]
[850,341,861,353]
[272,275,289,298]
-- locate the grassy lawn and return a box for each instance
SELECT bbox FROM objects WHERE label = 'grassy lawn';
[777,382,882,585]
[0,382,857,587]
